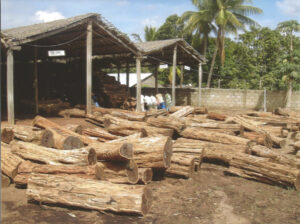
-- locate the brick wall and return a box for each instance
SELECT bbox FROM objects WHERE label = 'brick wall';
[130,87,300,111]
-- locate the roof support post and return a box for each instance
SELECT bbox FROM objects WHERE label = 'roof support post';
[154,63,159,94]
[117,64,120,82]
[34,47,39,114]
[198,62,203,107]
[126,61,130,95]
[86,21,93,115]
[7,48,15,125]
[171,45,177,107]
[136,56,142,112]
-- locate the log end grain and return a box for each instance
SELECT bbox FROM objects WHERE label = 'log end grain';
[138,168,153,184]
[63,136,84,150]
[88,148,97,165]
[41,130,54,148]
[163,137,173,168]
[120,143,134,160]
[126,160,139,184]
[1,127,14,144]
[95,163,105,179]
[141,187,152,215]
[2,174,11,187]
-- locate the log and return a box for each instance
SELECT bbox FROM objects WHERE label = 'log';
[33,116,133,161]
[95,160,139,184]
[14,160,97,186]
[10,141,96,166]
[93,107,146,121]
[174,138,247,153]
[242,131,266,145]
[27,173,152,215]
[170,106,194,118]
[1,125,52,145]
[293,141,300,150]
[104,114,174,137]
[166,154,200,178]
[170,106,207,114]
[146,116,185,133]
[207,112,227,121]
[2,174,11,187]
[1,143,24,179]
[180,127,250,146]
[296,151,300,158]
[83,127,119,140]
[291,132,300,141]
[64,124,83,134]
[109,136,173,169]
[247,144,300,168]
[58,108,85,118]
[138,168,153,184]
[281,128,289,138]
[227,153,300,190]
[45,127,84,150]
[145,109,167,117]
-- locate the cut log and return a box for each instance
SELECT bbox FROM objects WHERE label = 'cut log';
[146,116,185,133]
[138,168,153,184]
[174,138,247,153]
[293,141,300,150]
[83,127,119,140]
[95,160,138,184]
[64,124,83,134]
[247,144,300,168]
[1,143,24,179]
[207,112,227,121]
[93,107,146,121]
[242,131,267,146]
[181,127,250,146]
[145,109,167,117]
[170,106,207,114]
[58,108,85,118]
[296,151,300,158]
[170,106,194,118]
[45,127,84,150]
[14,160,97,186]
[27,173,152,215]
[33,116,133,161]
[166,154,200,178]
[291,132,300,141]
[1,125,52,145]
[109,136,173,169]
[10,141,96,166]
[227,153,300,190]
[104,114,173,137]
[281,128,289,138]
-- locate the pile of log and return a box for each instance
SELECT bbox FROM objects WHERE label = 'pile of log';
[2,105,300,217]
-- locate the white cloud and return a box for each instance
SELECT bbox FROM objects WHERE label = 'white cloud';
[276,0,300,17]
[35,10,65,23]
[141,16,163,27]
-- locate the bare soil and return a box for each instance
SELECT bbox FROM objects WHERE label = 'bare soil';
[2,115,300,224]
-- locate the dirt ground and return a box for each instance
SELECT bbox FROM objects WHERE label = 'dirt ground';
[1,114,300,224]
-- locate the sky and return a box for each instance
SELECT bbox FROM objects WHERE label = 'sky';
[1,0,300,40]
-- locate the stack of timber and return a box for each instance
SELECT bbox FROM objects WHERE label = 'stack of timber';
[2,106,300,218]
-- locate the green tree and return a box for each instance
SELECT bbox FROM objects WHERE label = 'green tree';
[144,26,158,41]
[277,20,300,52]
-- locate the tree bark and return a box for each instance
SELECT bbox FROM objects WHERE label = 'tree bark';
[58,108,85,118]
[64,124,83,134]
[207,112,227,121]
[93,107,146,121]
[166,154,200,178]
[2,174,11,188]
[170,106,194,118]
[83,127,119,141]
[146,116,185,133]
[10,141,96,166]
[1,143,24,179]
[27,173,152,215]
[181,127,250,146]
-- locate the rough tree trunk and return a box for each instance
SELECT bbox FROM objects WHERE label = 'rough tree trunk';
[170,106,194,118]
[146,116,185,133]
[1,143,24,179]
[27,173,152,215]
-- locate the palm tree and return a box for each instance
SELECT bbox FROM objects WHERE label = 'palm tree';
[184,0,262,87]
[277,20,300,52]
[144,26,158,41]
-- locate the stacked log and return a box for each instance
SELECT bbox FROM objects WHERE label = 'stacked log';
[58,108,85,118]
[1,143,24,179]
[170,106,194,118]
[146,116,185,133]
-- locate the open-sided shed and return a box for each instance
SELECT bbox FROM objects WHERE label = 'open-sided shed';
[1,13,140,124]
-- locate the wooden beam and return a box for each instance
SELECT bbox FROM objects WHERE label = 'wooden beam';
[34,48,39,114]
[171,45,177,107]
[136,57,142,112]
[86,21,93,115]
[126,61,130,93]
[117,64,120,82]
[7,48,14,125]
[198,62,203,107]
[154,63,159,94]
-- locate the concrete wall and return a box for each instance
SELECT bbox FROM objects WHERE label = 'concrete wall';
[130,87,300,111]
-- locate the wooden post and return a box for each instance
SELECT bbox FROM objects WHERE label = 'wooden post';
[264,87,267,112]
[117,64,120,82]
[198,62,203,107]
[7,48,14,125]
[154,63,159,94]
[136,57,142,112]
[86,21,93,115]
[34,48,39,114]
[172,45,177,107]
[126,61,130,96]
[180,65,184,88]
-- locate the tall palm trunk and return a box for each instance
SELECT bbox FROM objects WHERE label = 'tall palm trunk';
[202,34,208,58]
[285,79,293,108]
[207,46,218,88]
